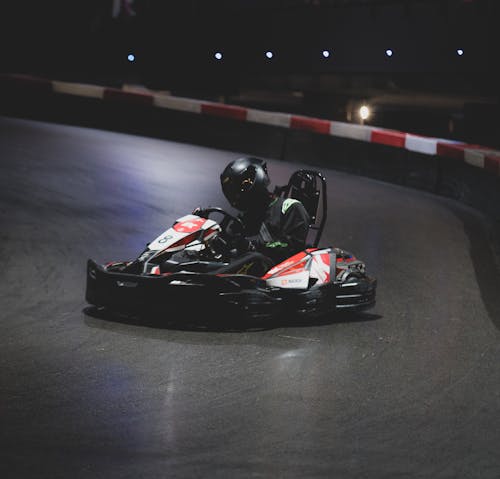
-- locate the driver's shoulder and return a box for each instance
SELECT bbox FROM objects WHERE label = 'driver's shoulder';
[274,197,304,215]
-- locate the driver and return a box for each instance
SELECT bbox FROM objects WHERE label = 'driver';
[214,156,311,276]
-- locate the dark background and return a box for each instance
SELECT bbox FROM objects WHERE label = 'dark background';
[2,0,499,146]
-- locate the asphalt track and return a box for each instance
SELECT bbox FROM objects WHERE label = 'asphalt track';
[1,115,500,479]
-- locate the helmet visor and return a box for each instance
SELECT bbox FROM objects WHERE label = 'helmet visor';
[221,166,256,209]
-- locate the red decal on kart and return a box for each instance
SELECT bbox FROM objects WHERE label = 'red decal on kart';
[151,266,160,275]
[337,256,355,263]
[280,260,307,275]
[174,218,206,233]
[313,253,331,283]
[263,252,309,278]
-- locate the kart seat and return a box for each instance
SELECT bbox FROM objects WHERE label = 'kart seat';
[275,169,327,248]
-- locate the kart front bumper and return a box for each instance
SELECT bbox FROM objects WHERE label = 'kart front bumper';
[85,259,282,319]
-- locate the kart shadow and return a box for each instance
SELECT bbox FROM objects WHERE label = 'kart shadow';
[83,306,382,333]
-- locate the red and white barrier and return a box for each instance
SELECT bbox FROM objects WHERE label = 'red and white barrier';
[405,134,439,155]
[2,73,499,177]
[153,94,203,114]
[247,108,291,128]
[52,81,104,99]
[371,129,407,149]
[330,122,372,142]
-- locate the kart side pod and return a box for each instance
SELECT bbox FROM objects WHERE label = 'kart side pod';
[263,248,335,289]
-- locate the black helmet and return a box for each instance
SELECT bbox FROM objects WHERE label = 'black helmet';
[220,157,271,211]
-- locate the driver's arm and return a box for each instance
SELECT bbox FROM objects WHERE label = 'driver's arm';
[265,201,310,257]
[248,200,310,261]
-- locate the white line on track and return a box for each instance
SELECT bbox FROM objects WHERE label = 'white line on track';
[278,335,320,342]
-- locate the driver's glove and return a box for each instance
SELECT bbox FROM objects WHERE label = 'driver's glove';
[209,234,228,256]
[236,237,256,254]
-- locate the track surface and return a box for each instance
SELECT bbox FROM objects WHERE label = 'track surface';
[2,116,500,479]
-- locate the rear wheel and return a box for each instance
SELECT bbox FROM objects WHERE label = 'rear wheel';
[335,274,377,311]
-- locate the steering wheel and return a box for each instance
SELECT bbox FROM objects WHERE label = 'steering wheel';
[194,207,244,236]
[193,207,246,259]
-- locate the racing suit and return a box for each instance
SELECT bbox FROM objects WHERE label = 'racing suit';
[218,196,311,276]
[242,196,311,263]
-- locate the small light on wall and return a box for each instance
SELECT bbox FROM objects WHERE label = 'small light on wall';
[322,50,331,58]
[214,52,223,60]
[385,49,393,57]
[127,53,135,62]
[456,49,464,56]
[265,51,274,59]
[359,105,371,121]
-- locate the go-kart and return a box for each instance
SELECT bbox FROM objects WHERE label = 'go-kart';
[85,169,376,321]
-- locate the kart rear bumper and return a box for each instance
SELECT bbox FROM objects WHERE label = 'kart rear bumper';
[335,276,377,311]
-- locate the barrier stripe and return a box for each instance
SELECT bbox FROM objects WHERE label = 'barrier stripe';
[153,93,203,113]
[463,148,500,174]
[291,116,331,134]
[330,121,372,142]
[405,134,438,155]
[464,149,489,169]
[436,142,478,161]
[201,103,248,121]
[247,109,291,128]
[103,88,154,105]
[52,81,104,99]
[371,129,407,148]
